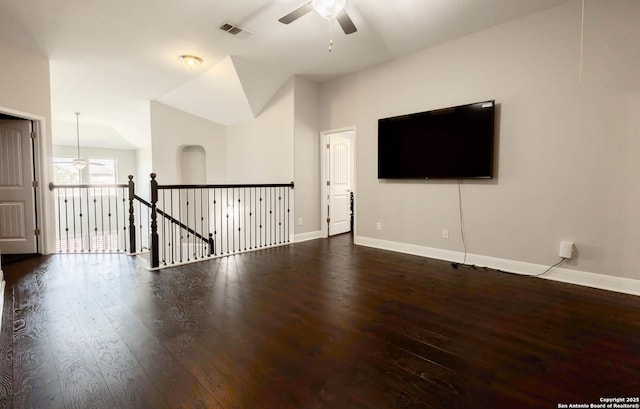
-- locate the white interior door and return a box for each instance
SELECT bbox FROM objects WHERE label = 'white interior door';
[328,132,353,236]
[0,120,37,254]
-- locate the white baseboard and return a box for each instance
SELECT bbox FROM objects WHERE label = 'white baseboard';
[355,236,640,297]
[294,230,323,243]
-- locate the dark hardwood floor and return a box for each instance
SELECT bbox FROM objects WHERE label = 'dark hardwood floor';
[1,234,639,408]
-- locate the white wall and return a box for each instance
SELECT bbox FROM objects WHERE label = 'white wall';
[293,77,321,235]
[52,145,137,184]
[136,147,152,200]
[180,145,207,184]
[226,78,295,183]
[0,38,54,254]
[320,1,640,280]
[150,101,226,185]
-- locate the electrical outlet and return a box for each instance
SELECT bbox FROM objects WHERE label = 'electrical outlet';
[442,229,449,239]
[376,222,382,231]
[298,218,303,226]
[559,241,574,259]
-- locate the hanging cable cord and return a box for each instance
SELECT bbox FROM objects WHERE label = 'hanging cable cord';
[579,0,585,82]
[453,179,567,276]
[451,181,493,272]
[532,258,568,278]
[458,179,468,264]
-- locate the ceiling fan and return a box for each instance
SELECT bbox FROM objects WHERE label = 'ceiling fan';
[53,112,103,170]
[279,0,357,35]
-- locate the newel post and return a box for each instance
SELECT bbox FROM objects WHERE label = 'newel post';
[150,173,159,269]
[128,175,136,254]
[208,233,214,257]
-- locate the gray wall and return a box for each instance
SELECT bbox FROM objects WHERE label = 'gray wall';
[226,79,295,184]
[150,101,227,185]
[319,0,640,280]
[294,77,321,235]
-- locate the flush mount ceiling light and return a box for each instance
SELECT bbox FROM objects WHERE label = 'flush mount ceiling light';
[178,55,203,69]
[312,0,346,20]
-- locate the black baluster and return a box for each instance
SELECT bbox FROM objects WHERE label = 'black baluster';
[278,188,282,244]
[259,188,263,248]
[198,188,206,258]
[186,189,190,261]
[238,192,241,252]
[73,188,78,251]
[162,189,166,265]
[114,186,119,251]
[170,189,174,265]
[213,189,217,257]
[150,173,159,269]
[128,175,136,254]
[100,187,105,251]
[233,188,237,253]
[249,187,253,250]
[92,187,98,251]
[226,188,230,254]
[179,189,182,262]
[122,193,127,253]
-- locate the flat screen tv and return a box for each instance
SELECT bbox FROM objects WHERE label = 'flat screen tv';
[378,100,495,179]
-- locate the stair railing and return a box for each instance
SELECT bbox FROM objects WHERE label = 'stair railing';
[50,174,294,269]
[147,173,294,269]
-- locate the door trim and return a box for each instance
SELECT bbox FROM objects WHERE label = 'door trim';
[320,126,356,239]
[0,106,50,255]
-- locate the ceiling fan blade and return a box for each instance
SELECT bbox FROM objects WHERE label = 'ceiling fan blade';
[279,1,313,24]
[336,9,357,34]
[88,162,105,166]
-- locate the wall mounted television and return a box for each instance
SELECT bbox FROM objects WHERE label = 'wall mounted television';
[378,100,495,179]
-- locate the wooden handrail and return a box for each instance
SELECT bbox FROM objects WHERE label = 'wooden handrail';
[134,195,209,244]
[49,182,127,190]
[157,182,294,190]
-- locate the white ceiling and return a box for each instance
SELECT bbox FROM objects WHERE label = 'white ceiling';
[0,0,570,149]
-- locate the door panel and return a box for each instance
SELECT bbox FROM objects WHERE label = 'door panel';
[328,132,352,236]
[0,120,36,254]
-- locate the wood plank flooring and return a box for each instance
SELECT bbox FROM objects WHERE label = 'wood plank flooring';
[1,234,639,408]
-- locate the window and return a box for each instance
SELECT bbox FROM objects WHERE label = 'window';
[51,157,117,184]
[52,157,81,184]
[89,158,117,184]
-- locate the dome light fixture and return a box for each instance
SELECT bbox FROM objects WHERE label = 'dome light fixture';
[178,54,203,69]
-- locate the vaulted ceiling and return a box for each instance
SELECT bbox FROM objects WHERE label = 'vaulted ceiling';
[0,0,570,149]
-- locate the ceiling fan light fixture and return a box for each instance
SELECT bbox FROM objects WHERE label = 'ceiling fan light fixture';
[72,158,88,170]
[178,54,203,69]
[312,0,346,20]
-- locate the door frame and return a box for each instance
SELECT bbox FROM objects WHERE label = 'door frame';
[320,126,356,239]
[0,106,51,255]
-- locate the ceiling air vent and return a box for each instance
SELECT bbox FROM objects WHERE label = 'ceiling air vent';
[219,21,253,39]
